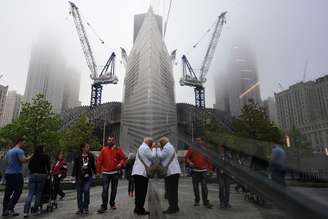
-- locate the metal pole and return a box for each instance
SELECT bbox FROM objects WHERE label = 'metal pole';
[102,111,106,146]
[191,110,194,143]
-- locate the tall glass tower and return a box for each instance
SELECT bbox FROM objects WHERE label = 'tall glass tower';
[120,7,177,152]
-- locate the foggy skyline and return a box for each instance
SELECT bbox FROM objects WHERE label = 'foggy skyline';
[1,0,328,107]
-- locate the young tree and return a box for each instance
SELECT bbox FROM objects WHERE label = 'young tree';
[233,99,283,143]
[0,94,61,154]
[61,114,99,154]
[287,127,313,159]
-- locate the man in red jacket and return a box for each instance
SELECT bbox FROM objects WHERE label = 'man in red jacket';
[96,136,126,213]
[185,136,213,209]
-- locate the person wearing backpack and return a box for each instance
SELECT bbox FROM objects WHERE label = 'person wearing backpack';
[96,136,126,213]
[156,137,181,214]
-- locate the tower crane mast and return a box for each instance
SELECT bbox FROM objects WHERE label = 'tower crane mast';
[69,1,117,107]
[180,11,227,109]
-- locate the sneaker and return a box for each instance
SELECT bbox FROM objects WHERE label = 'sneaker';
[9,210,19,217]
[83,209,89,215]
[134,209,150,215]
[2,210,9,216]
[225,203,231,209]
[33,209,41,216]
[219,203,225,209]
[97,207,106,214]
[75,209,82,215]
[23,213,29,218]
[204,203,213,209]
[59,194,65,201]
[110,205,117,210]
[194,201,200,206]
[163,208,179,214]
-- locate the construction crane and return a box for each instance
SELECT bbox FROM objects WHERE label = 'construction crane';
[120,47,128,69]
[180,11,227,109]
[170,49,177,64]
[69,1,118,107]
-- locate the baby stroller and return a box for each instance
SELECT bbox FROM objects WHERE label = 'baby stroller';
[39,175,58,212]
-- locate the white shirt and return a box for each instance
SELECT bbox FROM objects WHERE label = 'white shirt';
[132,143,156,177]
[156,142,181,177]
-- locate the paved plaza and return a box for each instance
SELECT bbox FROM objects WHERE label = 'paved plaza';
[0,178,289,219]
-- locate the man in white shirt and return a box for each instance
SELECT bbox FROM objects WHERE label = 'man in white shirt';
[132,137,155,215]
[157,137,181,214]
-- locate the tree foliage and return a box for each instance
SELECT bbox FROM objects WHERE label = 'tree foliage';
[286,127,313,158]
[60,114,99,154]
[0,94,61,154]
[232,99,283,143]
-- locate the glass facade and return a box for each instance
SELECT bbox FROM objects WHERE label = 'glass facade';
[120,8,177,153]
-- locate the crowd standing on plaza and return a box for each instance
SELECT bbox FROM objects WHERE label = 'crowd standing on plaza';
[1,135,287,217]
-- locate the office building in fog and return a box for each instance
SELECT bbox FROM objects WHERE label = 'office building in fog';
[62,67,81,110]
[120,7,177,152]
[0,91,23,127]
[214,44,262,117]
[275,75,328,153]
[0,85,8,125]
[24,37,80,113]
[263,96,278,126]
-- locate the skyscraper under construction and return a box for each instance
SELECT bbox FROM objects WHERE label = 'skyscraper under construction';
[120,7,177,152]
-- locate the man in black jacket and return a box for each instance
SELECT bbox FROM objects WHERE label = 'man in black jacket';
[72,143,96,215]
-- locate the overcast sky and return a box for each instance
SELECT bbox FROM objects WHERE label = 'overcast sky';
[1,0,328,107]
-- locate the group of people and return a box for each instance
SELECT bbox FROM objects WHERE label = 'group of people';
[67,136,182,215]
[2,138,67,218]
[2,134,287,217]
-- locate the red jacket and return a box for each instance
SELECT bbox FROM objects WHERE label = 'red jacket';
[185,146,213,171]
[51,159,67,177]
[96,145,126,174]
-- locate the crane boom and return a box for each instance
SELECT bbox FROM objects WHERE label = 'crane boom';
[69,1,118,107]
[69,1,98,79]
[199,11,227,83]
[179,11,227,109]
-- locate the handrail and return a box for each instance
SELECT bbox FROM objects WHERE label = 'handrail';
[181,137,328,219]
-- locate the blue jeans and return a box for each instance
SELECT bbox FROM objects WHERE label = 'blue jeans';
[24,174,47,213]
[101,173,119,209]
[2,173,23,212]
[191,171,209,205]
[217,170,230,205]
[76,177,92,210]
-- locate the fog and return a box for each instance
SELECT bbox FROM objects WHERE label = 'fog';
[1,0,328,107]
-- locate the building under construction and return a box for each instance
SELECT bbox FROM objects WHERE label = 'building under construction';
[119,8,177,152]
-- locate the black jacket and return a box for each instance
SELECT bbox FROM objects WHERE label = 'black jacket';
[72,152,96,179]
[28,153,50,174]
[124,158,135,179]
